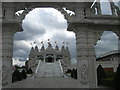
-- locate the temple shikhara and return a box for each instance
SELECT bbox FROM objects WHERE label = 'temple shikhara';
[28,41,71,77]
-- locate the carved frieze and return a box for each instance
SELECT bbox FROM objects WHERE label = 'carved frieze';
[80,64,89,85]
[2,65,8,86]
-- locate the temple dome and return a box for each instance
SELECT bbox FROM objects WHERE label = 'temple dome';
[39,51,44,55]
[44,47,56,55]
[56,50,61,55]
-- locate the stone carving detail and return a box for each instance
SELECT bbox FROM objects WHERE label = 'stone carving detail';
[109,1,120,16]
[2,65,8,85]
[80,64,89,85]
[15,8,33,22]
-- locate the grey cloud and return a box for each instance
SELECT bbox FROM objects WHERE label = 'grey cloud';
[50,31,76,58]
[13,40,31,59]
[27,8,67,30]
[14,19,46,41]
[95,31,118,57]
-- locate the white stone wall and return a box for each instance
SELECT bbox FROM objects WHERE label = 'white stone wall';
[96,57,119,72]
[75,28,97,88]
[2,29,14,86]
[0,1,2,89]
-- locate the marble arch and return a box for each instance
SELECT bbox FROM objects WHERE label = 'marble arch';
[1,0,120,88]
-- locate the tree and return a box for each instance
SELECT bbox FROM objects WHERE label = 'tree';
[21,69,27,79]
[114,64,120,89]
[12,69,21,82]
[27,68,33,74]
[97,65,106,85]
[71,69,77,79]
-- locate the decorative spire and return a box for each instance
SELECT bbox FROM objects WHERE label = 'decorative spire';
[61,41,66,56]
[66,42,68,47]
[62,41,65,45]
[48,39,52,47]
[61,41,65,49]
[55,41,57,45]
[35,45,38,50]
[41,41,44,46]
[55,41,59,51]
[30,42,33,47]
[41,45,45,51]
[29,46,35,57]
[41,43,45,51]
[65,42,71,59]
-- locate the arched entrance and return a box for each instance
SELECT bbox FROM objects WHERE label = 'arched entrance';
[45,55,54,63]
[1,1,120,88]
[95,31,119,86]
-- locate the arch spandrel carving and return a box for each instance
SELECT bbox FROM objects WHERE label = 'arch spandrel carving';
[113,29,120,39]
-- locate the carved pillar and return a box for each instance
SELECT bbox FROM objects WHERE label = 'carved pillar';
[75,7,85,20]
[4,3,15,20]
[0,2,2,89]
[113,30,120,64]
[2,21,22,87]
[109,1,116,16]
[68,23,103,88]
[95,2,101,15]
[2,3,22,87]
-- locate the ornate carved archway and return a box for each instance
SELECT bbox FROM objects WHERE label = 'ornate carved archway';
[1,0,120,88]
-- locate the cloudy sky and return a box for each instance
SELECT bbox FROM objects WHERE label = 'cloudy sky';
[13,1,119,66]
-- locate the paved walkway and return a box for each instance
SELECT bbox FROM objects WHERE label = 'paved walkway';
[9,77,80,88]
[4,77,113,89]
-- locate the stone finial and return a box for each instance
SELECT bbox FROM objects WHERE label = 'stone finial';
[61,42,66,57]
[29,47,35,58]
[109,0,120,16]
[65,43,71,59]
[35,45,39,54]
[55,41,59,51]
[41,44,45,51]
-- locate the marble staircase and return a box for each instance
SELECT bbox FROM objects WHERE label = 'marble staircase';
[35,60,64,78]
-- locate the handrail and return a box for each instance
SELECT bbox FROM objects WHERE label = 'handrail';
[35,60,41,74]
[59,60,63,73]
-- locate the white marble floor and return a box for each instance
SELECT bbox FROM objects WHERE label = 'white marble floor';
[4,77,113,89]
[6,77,81,88]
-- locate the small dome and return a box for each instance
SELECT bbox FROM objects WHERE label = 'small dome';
[56,50,62,55]
[38,51,44,55]
[44,47,56,55]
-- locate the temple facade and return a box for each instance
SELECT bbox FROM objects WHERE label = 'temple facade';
[96,50,120,73]
[28,41,71,77]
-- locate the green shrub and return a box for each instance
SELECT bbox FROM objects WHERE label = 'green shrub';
[71,69,77,79]
[21,69,27,79]
[12,69,21,82]
[97,65,107,85]
[114,64,120,89]
[27,68,33,74]
[101,77,114,87]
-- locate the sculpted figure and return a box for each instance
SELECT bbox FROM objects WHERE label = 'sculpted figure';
[80,64,89,84]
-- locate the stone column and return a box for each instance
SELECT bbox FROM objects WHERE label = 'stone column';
[74,26,97,88]
[2,27,14,86]
[0,2,2,89]
[109,1,116,16]
[54,55,56,62]
[44,55,46,62]
[2,3,22,87]
[113,30,120,64]
[2,21,22,87]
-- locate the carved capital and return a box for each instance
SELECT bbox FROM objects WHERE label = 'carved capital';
[94,30,104,45]
[113,30,120,39]
[15,7,33,23]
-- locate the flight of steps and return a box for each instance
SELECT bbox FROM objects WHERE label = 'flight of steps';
[35,60,64,78]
